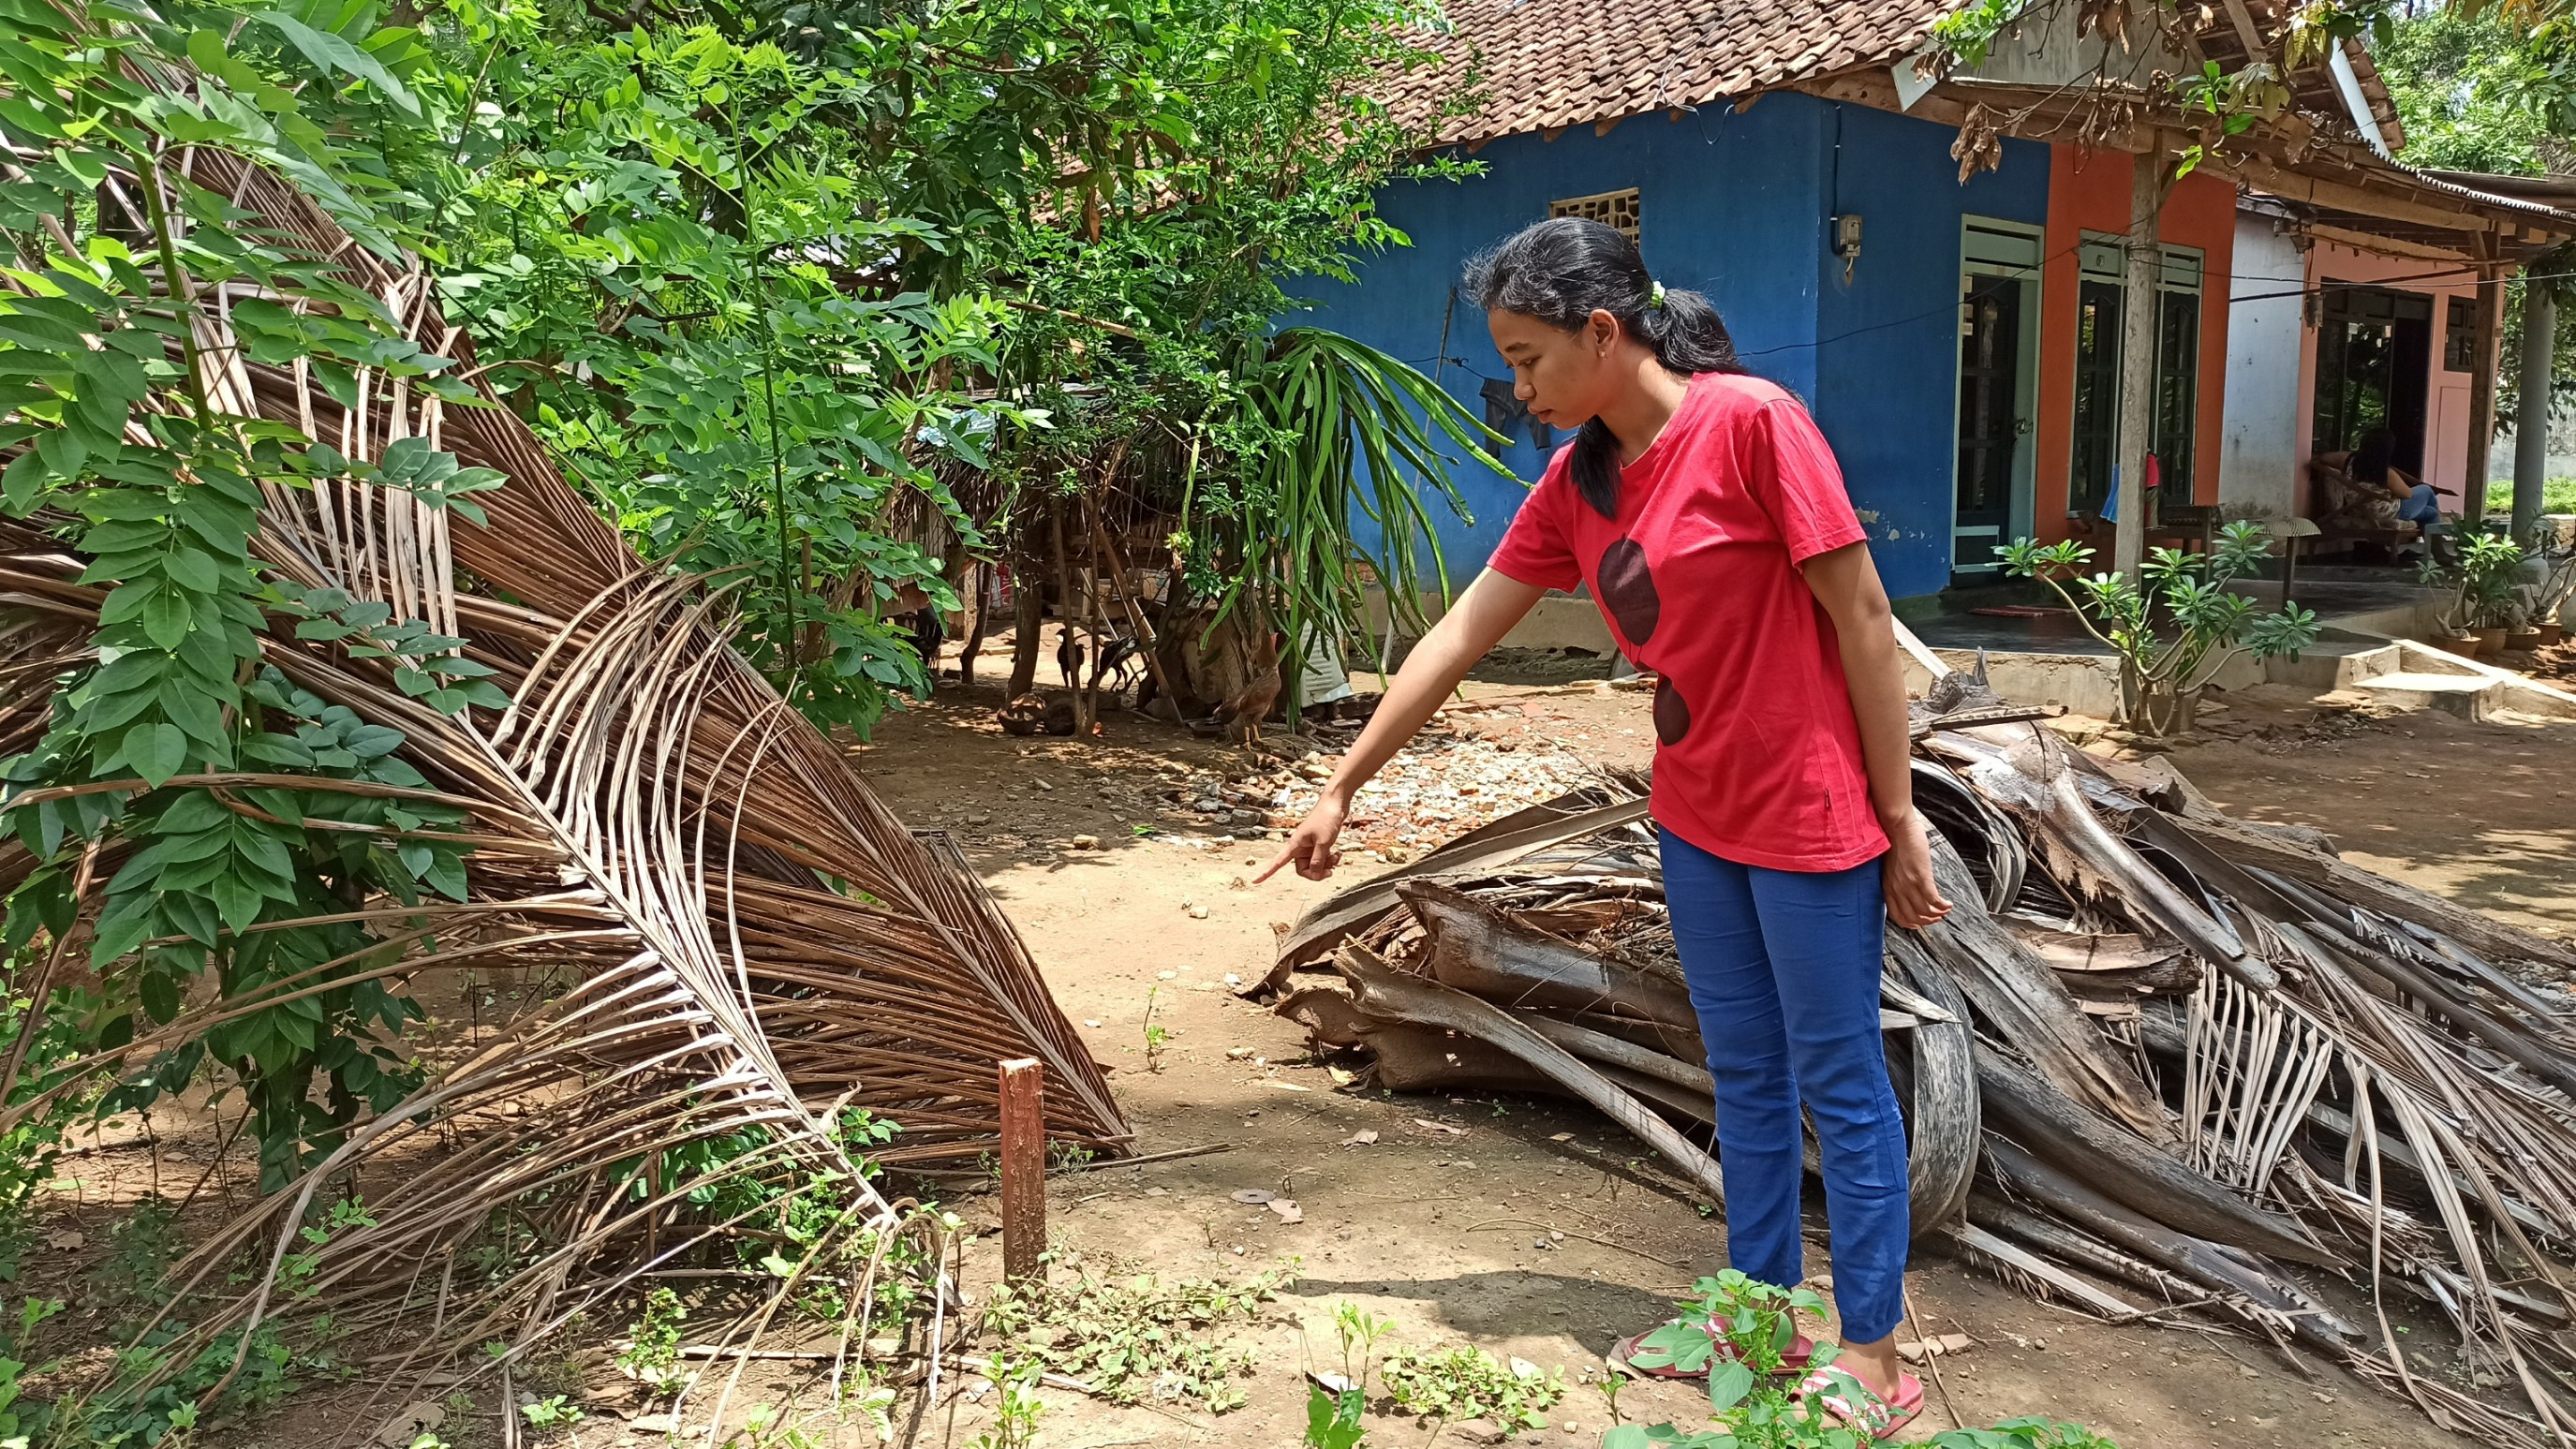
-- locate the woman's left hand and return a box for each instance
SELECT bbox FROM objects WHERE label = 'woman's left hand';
[1880,809,1953,929]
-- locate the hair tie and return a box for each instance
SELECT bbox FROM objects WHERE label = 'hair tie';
[1648,280,1667,309]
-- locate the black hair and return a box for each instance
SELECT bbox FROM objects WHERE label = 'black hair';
[1462,216,1747,517]
[2350,426,2394,483]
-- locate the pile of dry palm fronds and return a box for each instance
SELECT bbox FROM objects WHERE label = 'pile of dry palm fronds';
[1266,667,2576,1446]
[0,104,1126,1438]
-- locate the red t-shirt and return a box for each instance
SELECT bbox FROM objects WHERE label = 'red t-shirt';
[1488,372,1888,872]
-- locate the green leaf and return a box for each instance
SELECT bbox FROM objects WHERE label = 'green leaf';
[123,721,186,787]
[161,889,223,947]
[0,448,46,510]
[1706,1360,1754,1412]
[157,791,230,833]
[88,895,157,967]
[139,969,181,1025]
[186,26,229,70]
[160,546,225,593]
[211,869,265,933]
[423,851,466,901]
[139,584,193,650]
[256,11,421,114]
[1302,1386,1363,1449]
[342,724,404,758]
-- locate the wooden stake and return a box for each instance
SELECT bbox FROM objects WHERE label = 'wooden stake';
[999,1057,1046,1284]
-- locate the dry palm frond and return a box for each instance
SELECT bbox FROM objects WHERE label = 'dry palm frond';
[1270,694,2576,1446]
[0,80,1127,1436]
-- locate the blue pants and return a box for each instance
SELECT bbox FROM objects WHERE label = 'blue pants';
[1661,826,1909,1344]
[2398,483,2440,525]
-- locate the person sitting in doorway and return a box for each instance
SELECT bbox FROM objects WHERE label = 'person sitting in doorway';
[2317,428,2456,560]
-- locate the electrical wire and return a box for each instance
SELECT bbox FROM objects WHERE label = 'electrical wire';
[1397,253,2575,376]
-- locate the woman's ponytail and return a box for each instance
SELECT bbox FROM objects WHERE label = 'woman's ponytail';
[1462,217,1747,518]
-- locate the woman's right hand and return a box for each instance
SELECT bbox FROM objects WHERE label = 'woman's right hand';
[1257,793,1349,882]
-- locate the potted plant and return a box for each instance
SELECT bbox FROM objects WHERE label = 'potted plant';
[2469,535,2524,651]
[2421,554,2474,650]
[2507,596,2547,655]
[2423,535,2524,658]
[2531,532,2575,648]
[1999,523,2321,738]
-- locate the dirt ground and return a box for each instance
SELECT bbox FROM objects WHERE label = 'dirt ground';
[822,635,2576,1449]
[23,639,2575,1449]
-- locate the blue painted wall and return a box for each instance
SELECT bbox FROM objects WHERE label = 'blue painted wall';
[1295,92,2050,602]
[1809,105,2049,596]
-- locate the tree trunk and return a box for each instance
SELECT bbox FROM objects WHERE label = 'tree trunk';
[2113,149,2168,580]
[957,561,988,690]
[1007,555,1042,698]
[1047,498,1088,733]
[2122,665,2198,737]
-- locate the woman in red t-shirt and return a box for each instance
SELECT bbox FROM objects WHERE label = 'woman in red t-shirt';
[1260,218,1949,1440]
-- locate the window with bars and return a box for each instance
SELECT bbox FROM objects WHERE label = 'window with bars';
[2445,296,2479,372]
[1549,188,1640,241]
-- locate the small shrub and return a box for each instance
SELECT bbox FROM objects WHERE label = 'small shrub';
[1303,1301,1391,1449]
[1605,1273,2123,1449]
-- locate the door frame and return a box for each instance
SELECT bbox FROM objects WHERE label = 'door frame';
[1951,216,2045,580]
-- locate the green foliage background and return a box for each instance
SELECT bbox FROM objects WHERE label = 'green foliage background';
[0,0,1489,1367]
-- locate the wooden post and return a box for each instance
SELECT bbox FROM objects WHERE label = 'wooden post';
[998,1057,1046,1284]
[2467,254,2503,522]
[2113,147,2170,581]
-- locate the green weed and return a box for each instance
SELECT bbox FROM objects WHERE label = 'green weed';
[88,1199,179,1310]
[520,1393,583,1428]
[1141,987,1170,1072]
[968,1353,1045,1449]
[615,1286,689,1394]
[980,1259,1289,1412]
[1380,1343,1562,1429]
[1303,1301,1392,1449]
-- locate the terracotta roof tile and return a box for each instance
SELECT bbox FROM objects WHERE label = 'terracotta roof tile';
[1385,0,1953,142]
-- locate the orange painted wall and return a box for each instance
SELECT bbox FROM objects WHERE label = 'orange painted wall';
[2032,150,2236,546]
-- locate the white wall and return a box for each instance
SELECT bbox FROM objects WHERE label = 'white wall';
[2218,213,2308,519]
[2490,403,2576,484]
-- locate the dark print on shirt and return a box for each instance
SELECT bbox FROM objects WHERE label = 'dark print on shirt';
[1597,537,1659,645]
[1653,675,1691,745]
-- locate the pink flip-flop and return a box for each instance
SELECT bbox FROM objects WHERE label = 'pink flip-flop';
[1606,1318,1816,1380]
[1799,1368,1925,1442]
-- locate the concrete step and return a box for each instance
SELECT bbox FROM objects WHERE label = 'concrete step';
[2266,640,2402,691]
[2356,672,2503,720]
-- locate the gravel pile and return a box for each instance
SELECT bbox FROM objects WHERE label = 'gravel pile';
[1192,717,1605,862]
